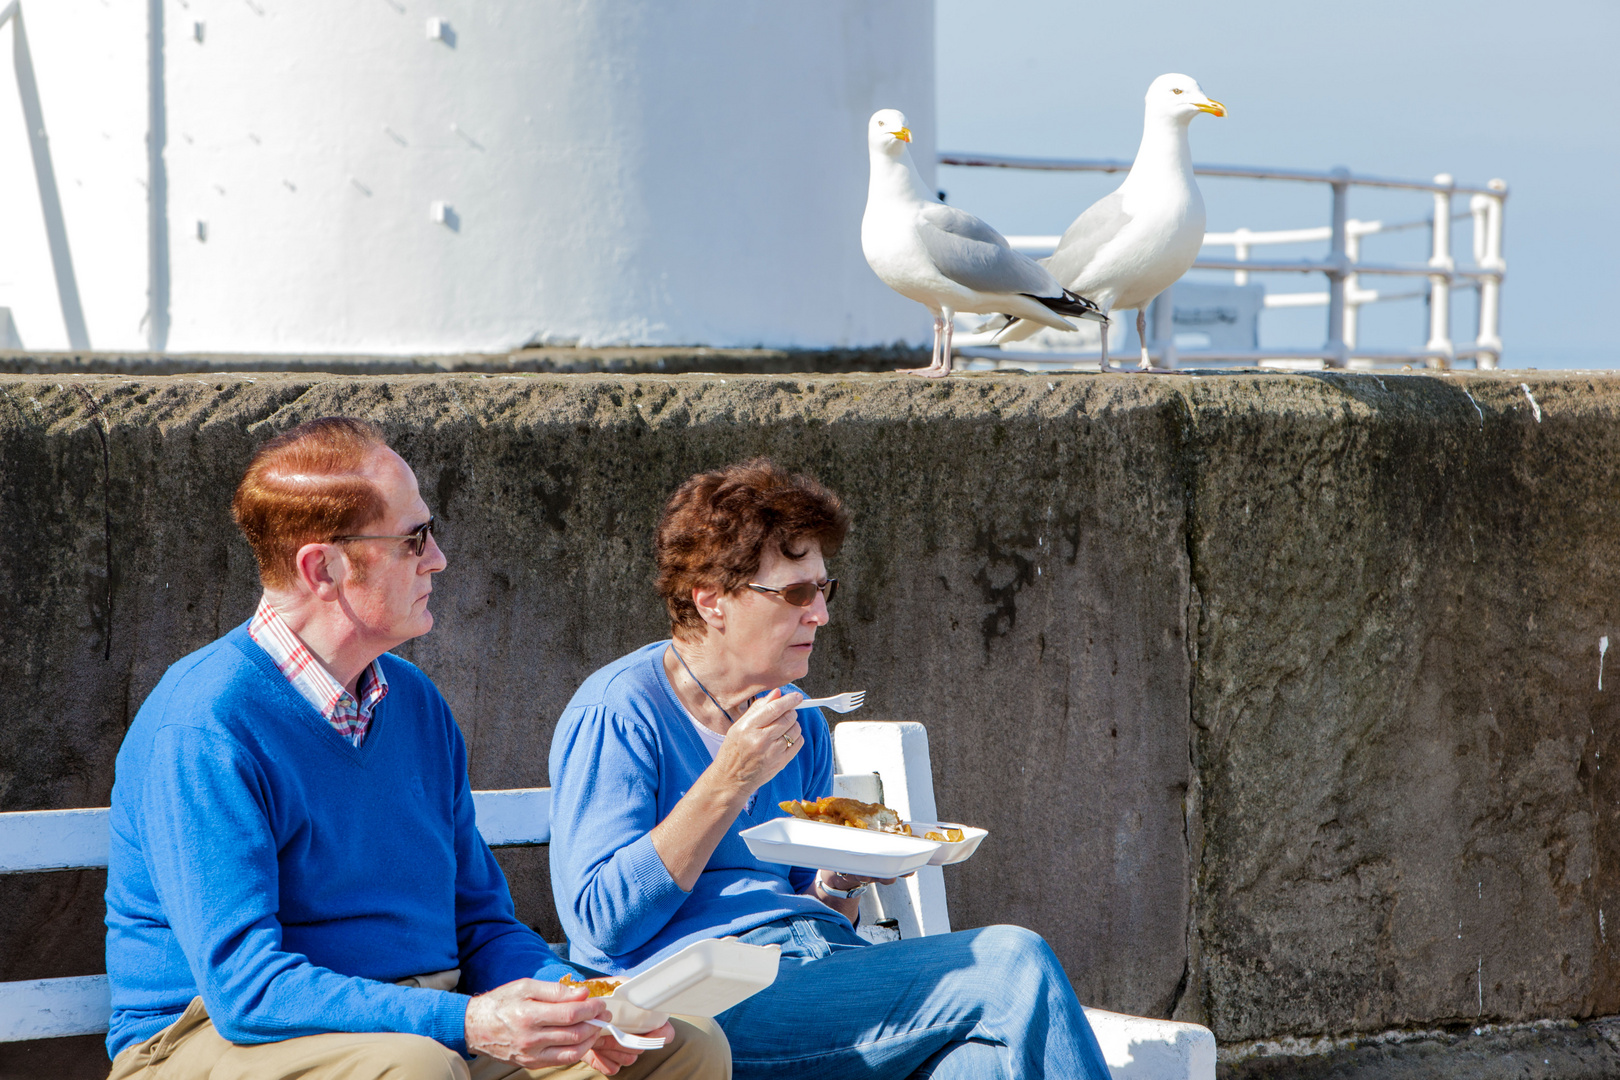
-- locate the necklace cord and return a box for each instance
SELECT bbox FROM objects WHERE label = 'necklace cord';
[671,645,746,726]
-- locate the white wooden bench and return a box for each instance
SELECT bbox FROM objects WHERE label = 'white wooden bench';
[0,721,1213,1080]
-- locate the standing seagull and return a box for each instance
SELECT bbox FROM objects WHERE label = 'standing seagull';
[862,109,1104,378]
[991,74,1225,371]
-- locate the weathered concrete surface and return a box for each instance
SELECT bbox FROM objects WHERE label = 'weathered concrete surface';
[1182,374,1620,1043]
[1222,1016,1620,1079]
[0,344,928,377]
[1,369,1618,1075]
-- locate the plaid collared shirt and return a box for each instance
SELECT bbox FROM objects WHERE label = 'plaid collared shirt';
[248,597,389,747]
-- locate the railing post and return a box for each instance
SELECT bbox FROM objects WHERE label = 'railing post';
[1152,291,1176,370]
[1324,168,1349,367]
[1232,227,1251,285]
[1472,178,1506,369]
[1343,220,1363,350]
[1425,173,1455,368]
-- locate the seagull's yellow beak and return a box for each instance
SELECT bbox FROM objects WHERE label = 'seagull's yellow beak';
[894,127,913,143]
[1195,99,1226,118]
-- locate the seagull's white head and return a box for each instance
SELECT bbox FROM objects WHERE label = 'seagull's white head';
[1145,73,1225,124]
[868,109,913,157]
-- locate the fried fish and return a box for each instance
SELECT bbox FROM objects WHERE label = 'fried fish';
[778,796,903,833]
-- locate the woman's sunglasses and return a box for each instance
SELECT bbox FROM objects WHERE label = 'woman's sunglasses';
[746,578,838,607]
[332,516,437,557]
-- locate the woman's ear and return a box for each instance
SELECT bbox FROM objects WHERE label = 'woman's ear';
[691,584,725,630]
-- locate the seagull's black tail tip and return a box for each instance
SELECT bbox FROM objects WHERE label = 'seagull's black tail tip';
[1026,289,1108,324]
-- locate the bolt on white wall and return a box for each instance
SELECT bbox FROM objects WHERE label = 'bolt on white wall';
[0,0,936,354]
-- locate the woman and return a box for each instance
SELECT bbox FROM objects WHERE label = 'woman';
[549,460,1110,1080]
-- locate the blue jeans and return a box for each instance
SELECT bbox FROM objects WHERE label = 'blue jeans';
[714,917,1112,1080]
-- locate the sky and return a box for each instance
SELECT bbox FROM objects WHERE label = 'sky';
[935,0,1617,369]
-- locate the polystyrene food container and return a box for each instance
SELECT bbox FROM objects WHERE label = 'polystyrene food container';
[603,938,782,1033]
[907,822,989,866]
[739,817,941,877]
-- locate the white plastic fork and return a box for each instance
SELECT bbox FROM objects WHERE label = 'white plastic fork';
[588,1018,667,1050]
[797,691,866,713]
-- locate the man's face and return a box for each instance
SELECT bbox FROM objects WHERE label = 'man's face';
[340,448,446,648]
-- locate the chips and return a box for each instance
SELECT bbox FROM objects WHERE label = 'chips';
[559,973,623,998]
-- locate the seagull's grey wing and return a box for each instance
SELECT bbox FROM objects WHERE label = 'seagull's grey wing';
[916,203,1057,296]
[1044,192,1133,287]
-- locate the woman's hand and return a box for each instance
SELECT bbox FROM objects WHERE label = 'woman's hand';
[809,870,898,921]
[708,688,804,795]
[650,686,808,892]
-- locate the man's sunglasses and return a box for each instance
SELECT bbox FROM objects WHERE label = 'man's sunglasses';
[332,516,436,557]
[746,578,838,607]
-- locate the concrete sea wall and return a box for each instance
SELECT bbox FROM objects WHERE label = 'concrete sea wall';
[2,369,1618,1076]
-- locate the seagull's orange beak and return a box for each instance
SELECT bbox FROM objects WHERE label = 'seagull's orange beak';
[1195,99,1226,118]
[894,127,913,143]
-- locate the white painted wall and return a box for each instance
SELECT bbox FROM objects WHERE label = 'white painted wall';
[0,1,936,354]
[0,2,149,352]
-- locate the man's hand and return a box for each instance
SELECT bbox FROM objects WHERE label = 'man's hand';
[585,1020,677,1076]
[464,978,612,1069]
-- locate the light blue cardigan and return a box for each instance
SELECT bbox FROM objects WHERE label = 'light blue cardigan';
[548,641,848,975]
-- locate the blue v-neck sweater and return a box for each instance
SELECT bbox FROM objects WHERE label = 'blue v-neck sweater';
[104,622,573,1059]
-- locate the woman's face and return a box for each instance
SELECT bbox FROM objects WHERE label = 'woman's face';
[713,539,831,688]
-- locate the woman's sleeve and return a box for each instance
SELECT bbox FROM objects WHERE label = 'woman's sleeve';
[548,705,689,957]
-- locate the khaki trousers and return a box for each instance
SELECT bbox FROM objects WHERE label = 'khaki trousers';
[105,996,730,1080]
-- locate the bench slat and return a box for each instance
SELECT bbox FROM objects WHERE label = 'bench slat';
[0,793,552,876]
[1083,1007,1217,1080]
[0,975,111,1041]
[0,809,110,873]
[830,771,882,804]
[471,788,551,846]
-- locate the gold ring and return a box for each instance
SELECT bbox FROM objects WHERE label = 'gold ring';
[782,732,795,746]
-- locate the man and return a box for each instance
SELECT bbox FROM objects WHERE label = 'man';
[103,417,728,1080]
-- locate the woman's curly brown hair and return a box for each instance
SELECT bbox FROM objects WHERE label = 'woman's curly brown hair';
[655,459,850,641]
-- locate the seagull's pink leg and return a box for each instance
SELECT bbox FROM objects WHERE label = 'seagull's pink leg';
[1137,308,1153,371]
[1098,314,1113,373]
[903,313,946,375]
[922,308,955,378]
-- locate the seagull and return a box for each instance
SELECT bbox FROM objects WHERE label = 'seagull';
[861,109,1104,378]
[988,74,1225,371]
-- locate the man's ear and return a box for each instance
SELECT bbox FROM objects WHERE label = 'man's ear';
[691,584,725,631]
[293,542,346,602]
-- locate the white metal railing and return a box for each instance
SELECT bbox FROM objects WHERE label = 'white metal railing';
[940,152,1507,370]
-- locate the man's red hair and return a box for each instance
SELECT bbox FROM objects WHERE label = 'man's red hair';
[232,417,389,590]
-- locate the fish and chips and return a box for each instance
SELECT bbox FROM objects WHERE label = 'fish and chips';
[778,797,966,842]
